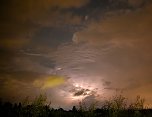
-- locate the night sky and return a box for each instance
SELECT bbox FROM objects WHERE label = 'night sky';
[0,0,152,109]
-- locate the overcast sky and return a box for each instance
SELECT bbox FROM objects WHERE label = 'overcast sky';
[0,0,152,109]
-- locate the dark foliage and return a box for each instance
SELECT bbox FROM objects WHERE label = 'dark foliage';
[0,95,152,117]
[0,102,152,117]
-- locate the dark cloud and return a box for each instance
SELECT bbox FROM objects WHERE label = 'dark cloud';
[127,0,146,7]
[103,81,111,86]
[31,27,74,47]
[0,0,90,51]
[72,88,93,97]
[74,89,86,96]
[81,94,99,108]
[0,70,42,101]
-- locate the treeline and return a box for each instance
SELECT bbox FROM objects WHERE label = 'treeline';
[0,94,152,117]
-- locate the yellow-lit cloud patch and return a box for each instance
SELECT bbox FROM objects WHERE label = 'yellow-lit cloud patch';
[33,75,65,89]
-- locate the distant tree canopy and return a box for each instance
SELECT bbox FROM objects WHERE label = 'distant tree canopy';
[0,94,151,117]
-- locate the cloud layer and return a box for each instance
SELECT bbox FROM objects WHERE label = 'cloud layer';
[1,0,152,108]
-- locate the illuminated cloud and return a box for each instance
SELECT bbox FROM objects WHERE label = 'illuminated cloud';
[1,0,152,109]
[70,1,152,105]
[33,75,65,89]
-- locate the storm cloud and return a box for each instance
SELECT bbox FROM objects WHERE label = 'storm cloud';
[1,0,152,108]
